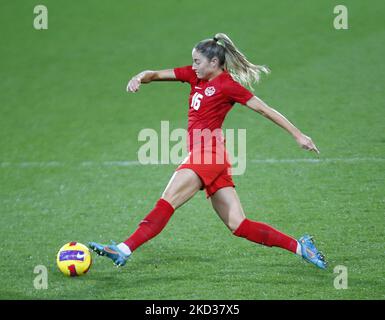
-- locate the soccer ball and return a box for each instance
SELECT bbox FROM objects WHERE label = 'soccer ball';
[56,242,92,277]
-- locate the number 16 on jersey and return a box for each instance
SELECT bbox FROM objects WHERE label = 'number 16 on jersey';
[191,92,203,110]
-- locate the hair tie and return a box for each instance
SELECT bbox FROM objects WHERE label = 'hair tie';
[213,36,225,48]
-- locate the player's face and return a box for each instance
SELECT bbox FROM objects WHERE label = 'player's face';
[192,49,219,80]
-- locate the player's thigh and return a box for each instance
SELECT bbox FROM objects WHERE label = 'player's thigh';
[161,168,202,209]
[210,187,246,232]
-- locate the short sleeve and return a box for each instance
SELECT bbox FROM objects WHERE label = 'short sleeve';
[222,79,254,105]
[174,65,196,84]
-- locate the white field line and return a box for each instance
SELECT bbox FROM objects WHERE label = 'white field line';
[250,157,385,164]
[0,157,384,168]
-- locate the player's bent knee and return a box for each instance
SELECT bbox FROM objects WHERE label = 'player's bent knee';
[228,222,240,233]
[225,208,246,233]
[231,217,246,234]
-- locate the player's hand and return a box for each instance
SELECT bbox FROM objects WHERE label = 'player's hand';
[295,133,320,154]
[127,77,141,93]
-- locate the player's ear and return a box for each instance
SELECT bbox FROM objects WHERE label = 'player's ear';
[211,57,219,68]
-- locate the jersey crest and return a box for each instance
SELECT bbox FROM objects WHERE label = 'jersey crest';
[204,86,216,97]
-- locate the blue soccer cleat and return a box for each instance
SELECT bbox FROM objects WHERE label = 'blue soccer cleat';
[298,235,328,270]
[88,241,130,267]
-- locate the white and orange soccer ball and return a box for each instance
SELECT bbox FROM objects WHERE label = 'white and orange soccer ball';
[56,242,92,276]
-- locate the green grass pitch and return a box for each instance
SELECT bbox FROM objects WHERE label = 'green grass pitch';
[1,0,384,299]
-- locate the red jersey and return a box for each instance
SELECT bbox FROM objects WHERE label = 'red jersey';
[174,65,254,151]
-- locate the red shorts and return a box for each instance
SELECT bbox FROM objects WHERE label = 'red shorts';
[176,145,235,198]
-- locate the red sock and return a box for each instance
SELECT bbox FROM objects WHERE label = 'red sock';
[233,219,298,254]
[124,198,175,252]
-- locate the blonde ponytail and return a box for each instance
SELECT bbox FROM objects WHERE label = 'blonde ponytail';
[214,33,270,90]
[195,33,269,91]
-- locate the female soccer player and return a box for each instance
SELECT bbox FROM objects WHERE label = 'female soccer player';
[89,33,327,269]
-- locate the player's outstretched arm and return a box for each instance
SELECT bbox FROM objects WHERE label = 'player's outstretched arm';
[126,69,177,93]
[245,96,320,154]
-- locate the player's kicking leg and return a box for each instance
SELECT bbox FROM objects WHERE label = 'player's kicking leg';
[297,234,328,269]
[88,241,130,267]
[89,169,202,267]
